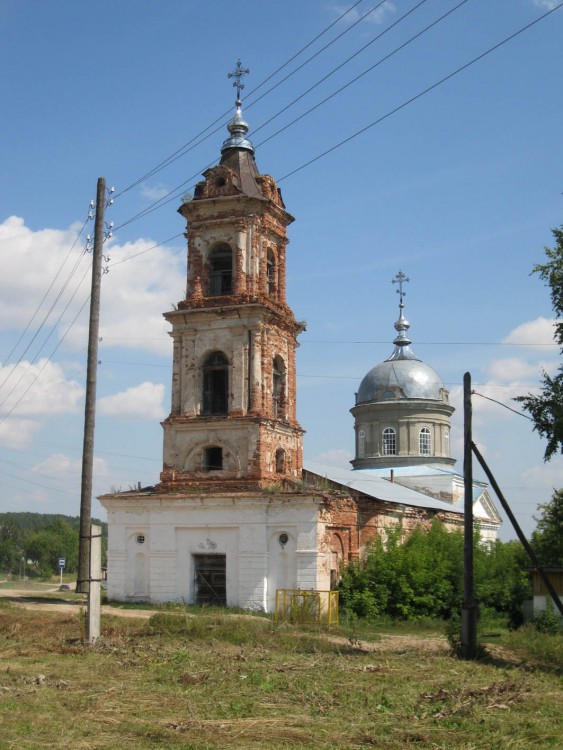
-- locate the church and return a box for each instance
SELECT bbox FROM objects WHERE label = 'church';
[100,66,500,609]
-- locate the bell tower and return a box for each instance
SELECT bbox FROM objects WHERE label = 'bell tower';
[158,62,305,492]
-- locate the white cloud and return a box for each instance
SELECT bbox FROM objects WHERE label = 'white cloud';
[308,448,353,468]
[0,358,84,416]
[33,452,108,480]
[98,381,165,419]
[0,216,185,357]
[0,215,92,331]
[520,460,563,492]
[0,417,42,448]
[487,356,547,383]
[502,317,557,349]
[140,183,170,201]
[532,1,559,11]
[333,1,396,26]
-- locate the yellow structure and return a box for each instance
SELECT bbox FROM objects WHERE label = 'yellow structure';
[275,589,338,627]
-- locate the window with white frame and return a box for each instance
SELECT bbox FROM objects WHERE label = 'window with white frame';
[382,427,396,455]
[419,427,431,455]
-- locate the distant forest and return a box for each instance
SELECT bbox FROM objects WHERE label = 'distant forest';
[0,513,107,577]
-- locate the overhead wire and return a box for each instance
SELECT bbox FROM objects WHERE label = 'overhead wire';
[112,0,370,200]
[252,0,433,138]
[243,0,394,112]
[4,4,560,488]
[0,288,91,426]
[110,0,460,232]
[256,0,470,148]
[278,2,563,182]
[472,391,534,420]
[0,211,91,373]
[0,243,91,396]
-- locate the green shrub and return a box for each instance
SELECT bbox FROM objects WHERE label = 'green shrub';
[533,600,561,635]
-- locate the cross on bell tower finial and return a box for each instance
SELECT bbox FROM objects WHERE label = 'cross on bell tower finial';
[227,59,250,102]
[392,270,409,307]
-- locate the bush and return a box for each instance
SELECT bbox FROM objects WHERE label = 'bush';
[339,521,530,624]
[533,601,561,635]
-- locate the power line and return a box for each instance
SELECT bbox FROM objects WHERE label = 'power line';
[0,259,93,414]
[253,0,434,139]
[110,2,436,232]
[110,1,556,234]
[112,0,370,200]
[301,339,557,346]
[256,0,470,148]
[245,0,394,113]
[0,211,91,371]
[0,293,91,426]
[278,2,563,182]
[108,233,184,268]
[472,391,533,420]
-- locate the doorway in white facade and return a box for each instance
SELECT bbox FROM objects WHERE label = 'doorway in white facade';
[193,554,226,606]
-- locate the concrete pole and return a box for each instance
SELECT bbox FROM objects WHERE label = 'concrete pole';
[87,524,102,643]
[77,177,105,594]
[462,372,478,658]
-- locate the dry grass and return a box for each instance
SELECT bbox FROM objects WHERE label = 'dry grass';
[0,601,561,749]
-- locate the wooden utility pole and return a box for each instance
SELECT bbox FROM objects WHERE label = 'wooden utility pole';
[76,177,106,594]
[462,372,477,658]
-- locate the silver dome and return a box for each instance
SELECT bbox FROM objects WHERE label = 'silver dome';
[356,271,445,404]
[357,358,445,403]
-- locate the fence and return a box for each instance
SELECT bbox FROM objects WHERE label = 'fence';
[274,589,338,627]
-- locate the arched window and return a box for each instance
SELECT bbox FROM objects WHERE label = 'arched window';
[444,431,450,455]
[272,356,285,418]
[419,427,431,455]
[202,352,229,415]
[358,430,365,458]
[208,244,232,296]
[267,249,276,296]
[382,427,396,455]
[203,446,223,470]
[275,448,286,473]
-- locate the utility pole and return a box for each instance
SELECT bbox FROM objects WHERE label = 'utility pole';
[461,372,477,658]
[76,177,106,594]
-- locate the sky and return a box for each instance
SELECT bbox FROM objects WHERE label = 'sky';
[0,0,562,541]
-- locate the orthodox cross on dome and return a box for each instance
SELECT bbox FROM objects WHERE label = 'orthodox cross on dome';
[392,270,409,307]
[227,59,250,101]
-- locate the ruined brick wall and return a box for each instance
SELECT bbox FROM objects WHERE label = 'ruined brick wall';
[316,489,464,585]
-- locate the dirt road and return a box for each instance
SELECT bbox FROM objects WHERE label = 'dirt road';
[0,586,158,619]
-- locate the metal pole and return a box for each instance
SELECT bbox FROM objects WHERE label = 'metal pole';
[77,177,105,594]
[462,372,477,658]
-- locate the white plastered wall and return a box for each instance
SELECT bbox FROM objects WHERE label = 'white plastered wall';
[102,492,326,612]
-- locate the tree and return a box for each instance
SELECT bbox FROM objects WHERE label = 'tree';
[530,489,563,567]
[515,227,563,460]
[26,518,78,577]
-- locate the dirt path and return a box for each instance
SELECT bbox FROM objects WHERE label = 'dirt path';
[0,587,158,619]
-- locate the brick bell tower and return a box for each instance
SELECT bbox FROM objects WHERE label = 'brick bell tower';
[158,62,305,493]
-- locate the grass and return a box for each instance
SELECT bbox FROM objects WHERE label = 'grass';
[0,601,561,749]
